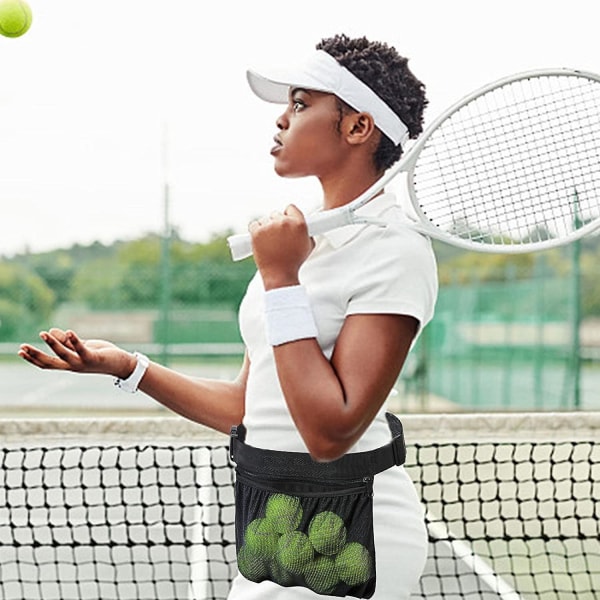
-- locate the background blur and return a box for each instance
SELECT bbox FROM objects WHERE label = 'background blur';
[1,0,599,416]
[2,232,599,415]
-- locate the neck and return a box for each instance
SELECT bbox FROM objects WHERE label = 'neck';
[319,165,383,210]
[321,171,381,210]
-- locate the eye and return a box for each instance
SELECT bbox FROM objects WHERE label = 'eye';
[290,90,306,112]
[291,97,307,112]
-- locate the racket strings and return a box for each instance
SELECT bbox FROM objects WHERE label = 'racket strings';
[423,83,599,239]
[448,79,599,140]
[422,86,597,202]
[412,74,600,246]
[438,80,599,162]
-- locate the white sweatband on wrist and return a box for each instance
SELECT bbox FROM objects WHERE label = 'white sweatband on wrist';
[114,352,149,393]
[264,285,318,346]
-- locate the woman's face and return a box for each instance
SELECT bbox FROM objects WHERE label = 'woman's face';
[270,88,349,180]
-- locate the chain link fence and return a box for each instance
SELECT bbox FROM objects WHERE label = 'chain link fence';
[1,238,599,412]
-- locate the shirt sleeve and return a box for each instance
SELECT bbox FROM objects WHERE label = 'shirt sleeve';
[344,224,438,329]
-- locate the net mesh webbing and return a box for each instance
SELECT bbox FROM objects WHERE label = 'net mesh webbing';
[0,414,598,600]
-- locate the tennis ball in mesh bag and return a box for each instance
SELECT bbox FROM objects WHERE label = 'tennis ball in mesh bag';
[269,558,296,587]
[303,555,340,595]
[237,544,270,582]
[0,0,32,38]
[276,530,314,575]
[244,517,280,559]
[335,542,373,586]
[308,510,347,555]
[265,493,303,533]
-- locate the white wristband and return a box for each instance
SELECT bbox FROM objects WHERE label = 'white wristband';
[114,352,149,393]
[264,285,318,346]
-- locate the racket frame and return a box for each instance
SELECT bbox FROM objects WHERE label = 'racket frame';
[228,68,600,260]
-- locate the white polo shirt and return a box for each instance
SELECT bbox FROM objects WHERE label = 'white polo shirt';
[238,192,438,452]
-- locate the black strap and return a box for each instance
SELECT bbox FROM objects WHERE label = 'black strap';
[229,412,405,481]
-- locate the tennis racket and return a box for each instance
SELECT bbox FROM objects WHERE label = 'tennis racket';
[227,68,600,261]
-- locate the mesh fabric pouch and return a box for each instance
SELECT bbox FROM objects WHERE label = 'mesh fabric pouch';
[229,413,405,598]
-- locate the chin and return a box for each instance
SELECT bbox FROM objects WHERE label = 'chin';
[274,164,307,179]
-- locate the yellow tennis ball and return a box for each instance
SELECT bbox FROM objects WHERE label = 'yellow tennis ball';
[308,511,347,555]
[304,555,340,595]
[276,530,314,575]
[268,558,296,587]
[244,517,280,559]
[236,545,270,583]
[334,542,373,586]
[0,0,32,38]
[265,494,303,534]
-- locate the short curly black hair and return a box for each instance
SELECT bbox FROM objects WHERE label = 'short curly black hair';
[316,34,427,171]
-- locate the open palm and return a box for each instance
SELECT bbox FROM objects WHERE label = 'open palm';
[18,328,132,377]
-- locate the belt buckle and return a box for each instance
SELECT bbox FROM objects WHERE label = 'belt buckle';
[229,425,239,462]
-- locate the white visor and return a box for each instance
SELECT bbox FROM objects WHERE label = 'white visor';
[246,50,409,146]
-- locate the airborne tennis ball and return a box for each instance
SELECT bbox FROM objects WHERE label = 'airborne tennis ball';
[265,494,303,533]
[335,542,373,586]
[244,518,280,559]
[276,530,314,575]
[303,555,340,595]
[237,544,270,583]
[0,0,32,38]
[308,510,347,555]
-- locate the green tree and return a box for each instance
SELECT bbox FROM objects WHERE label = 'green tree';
[116,236,162,306]
[67,233,256,310]
[70,256,125,309]
[0,262,55,341]
[25,250,76,304]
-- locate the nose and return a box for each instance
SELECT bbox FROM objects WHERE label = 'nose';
[276,109,288,130]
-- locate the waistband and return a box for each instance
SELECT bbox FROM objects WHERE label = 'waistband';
[229,412,406,481]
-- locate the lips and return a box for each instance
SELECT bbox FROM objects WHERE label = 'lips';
[270,135,283,155]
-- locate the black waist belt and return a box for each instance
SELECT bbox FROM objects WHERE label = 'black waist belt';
[229,412,406,481]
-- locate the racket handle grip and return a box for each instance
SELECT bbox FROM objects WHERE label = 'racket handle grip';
[306,208,354,235]
[227,233,253,261]
[226,208,352,261]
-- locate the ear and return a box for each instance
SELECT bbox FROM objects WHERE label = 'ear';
[345,112,378,146]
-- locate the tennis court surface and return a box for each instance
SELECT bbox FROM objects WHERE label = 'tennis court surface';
[0,412,598,599]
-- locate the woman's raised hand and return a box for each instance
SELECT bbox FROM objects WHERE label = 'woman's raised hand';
[248,204,313,289]
[18,328,136,379]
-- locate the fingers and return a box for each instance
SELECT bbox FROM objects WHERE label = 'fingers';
[17,329,85,372]
[283,203,303,218]
[248,205,304,232]
[248,212,284,232]
[47,327,68,342]
[18,341,69,371]
[17,344,43,367]
[65,330,87,354]
[40,330,81,365]
[48,327,77,351]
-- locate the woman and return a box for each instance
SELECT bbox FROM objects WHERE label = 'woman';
[19,34,437,599]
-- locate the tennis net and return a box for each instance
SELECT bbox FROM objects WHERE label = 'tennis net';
[0,412,598,600]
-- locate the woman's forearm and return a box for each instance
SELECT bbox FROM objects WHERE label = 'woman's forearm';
[137,357,248,435]
[272,314,417,461]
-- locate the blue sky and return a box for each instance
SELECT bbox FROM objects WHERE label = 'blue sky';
[0,0,598,256]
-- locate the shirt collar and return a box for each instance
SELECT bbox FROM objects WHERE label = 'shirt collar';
[314,192,398,249]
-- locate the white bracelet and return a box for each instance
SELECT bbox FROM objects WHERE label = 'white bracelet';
[264,285,318,346]
[114,352,150,393]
